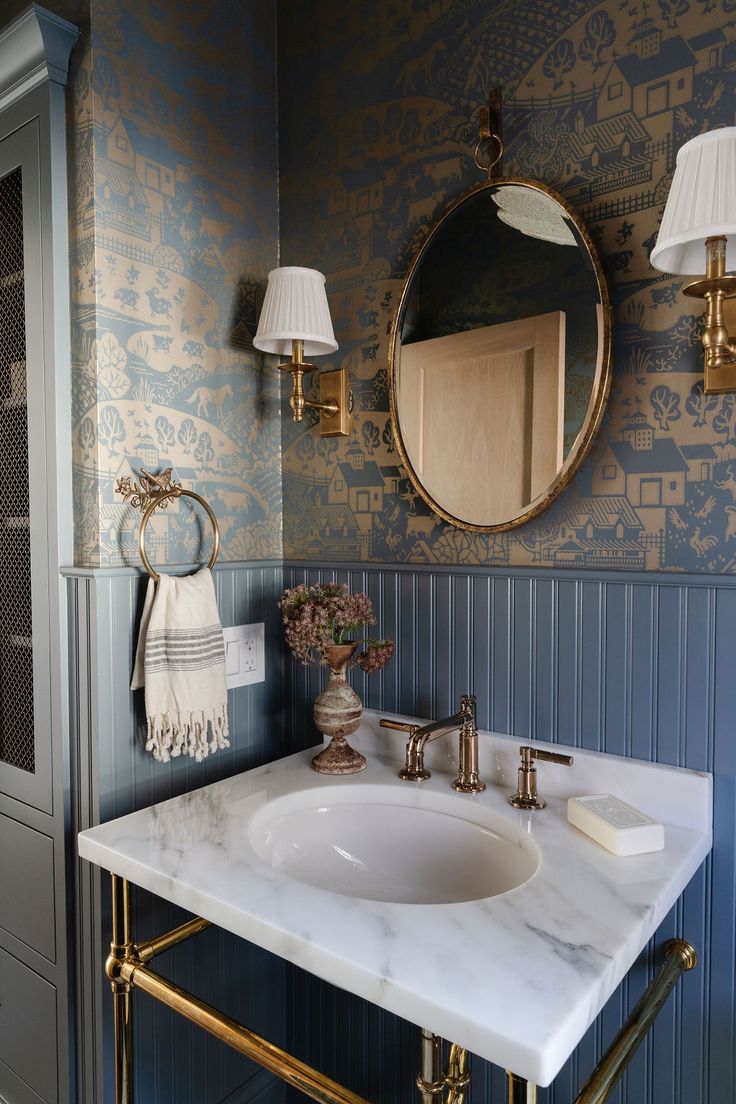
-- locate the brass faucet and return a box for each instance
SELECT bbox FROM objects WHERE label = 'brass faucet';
[380,695,486,794]
[509,745,573,810]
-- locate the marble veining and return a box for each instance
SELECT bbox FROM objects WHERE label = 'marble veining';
[77,712,712,1086]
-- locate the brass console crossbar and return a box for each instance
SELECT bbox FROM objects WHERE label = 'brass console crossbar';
[120,959,370,1104]
[573,938,697,1104]
[134,916,212,963]
[107,875,370,1104]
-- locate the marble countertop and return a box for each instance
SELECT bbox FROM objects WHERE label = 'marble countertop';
[77,712,712,1086]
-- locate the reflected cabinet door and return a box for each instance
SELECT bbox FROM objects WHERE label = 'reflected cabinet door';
[399,311,566,521]
[0,120,53,814]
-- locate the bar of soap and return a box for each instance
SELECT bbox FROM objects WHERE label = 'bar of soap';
[567,794,664,856]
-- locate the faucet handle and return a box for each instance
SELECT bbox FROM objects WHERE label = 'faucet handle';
[379,718,429,781]
[379,718,419,734]
[529,746,574,767]
[510,745,573,810]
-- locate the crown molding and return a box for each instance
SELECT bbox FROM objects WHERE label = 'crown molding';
[0,4,79,111]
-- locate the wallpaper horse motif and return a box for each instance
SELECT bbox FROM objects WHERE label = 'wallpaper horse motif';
[69,0,281,567]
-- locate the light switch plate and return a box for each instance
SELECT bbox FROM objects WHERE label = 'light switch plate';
[222,623,265,689]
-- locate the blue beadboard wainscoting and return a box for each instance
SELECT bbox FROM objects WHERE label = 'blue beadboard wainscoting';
[66,560,733,1104]
[66,563,289,1104]
[283,561,733,1104]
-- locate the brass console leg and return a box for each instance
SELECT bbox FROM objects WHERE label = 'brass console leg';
[417,1029,443,1103]
[416,1031,470,1104]
[506,1071,537,1103]
[445,1044,469,1104]
[106,875,133,1104]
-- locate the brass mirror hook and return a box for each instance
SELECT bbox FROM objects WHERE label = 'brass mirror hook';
[474,89,503,179]
[473,134,504,179]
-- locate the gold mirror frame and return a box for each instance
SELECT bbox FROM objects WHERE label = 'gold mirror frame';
[388,177,613,533]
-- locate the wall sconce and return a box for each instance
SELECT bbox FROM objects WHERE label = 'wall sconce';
[650,127,736,394]
[253,266,351,436]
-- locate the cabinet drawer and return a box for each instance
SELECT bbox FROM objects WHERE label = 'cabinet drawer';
[0,946,57,1103]
[0,813,55,961]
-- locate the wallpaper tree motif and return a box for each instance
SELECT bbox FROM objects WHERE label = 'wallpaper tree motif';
[70,0,282,567]
[279,0,736,574]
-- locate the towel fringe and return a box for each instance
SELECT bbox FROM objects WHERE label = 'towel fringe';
[146,705,230,764]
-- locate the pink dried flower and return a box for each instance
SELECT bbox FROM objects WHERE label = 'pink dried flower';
[278,583,390,670]
[357,639,395,674]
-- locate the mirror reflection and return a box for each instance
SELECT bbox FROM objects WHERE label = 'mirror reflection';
[392,179,609,530]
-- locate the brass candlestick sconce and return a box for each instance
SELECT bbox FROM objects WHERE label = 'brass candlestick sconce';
[254,266,352,437]
[682,235,736,391]
[651,127,736,394]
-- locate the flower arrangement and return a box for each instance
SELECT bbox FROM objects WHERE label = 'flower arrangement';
[278,582,394,673]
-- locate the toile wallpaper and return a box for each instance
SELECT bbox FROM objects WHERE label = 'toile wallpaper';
[279,0,736,573]
[69,0,282,567]
[65,0,736,574]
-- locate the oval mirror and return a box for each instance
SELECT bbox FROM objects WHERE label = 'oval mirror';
[389,178,612,532]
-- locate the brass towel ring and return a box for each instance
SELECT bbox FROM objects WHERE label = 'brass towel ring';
[138,488,220,582]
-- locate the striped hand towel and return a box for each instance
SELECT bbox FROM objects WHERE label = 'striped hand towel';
[131,568,229,763]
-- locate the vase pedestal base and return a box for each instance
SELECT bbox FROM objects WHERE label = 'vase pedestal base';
[311,736,367,775]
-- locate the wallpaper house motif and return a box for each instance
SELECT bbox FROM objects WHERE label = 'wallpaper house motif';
[70,0,282,568]
[279,0,736,574]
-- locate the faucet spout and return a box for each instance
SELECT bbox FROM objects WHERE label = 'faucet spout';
[381,696,485,792]
[397,710,471,782]
[411,710,470,750]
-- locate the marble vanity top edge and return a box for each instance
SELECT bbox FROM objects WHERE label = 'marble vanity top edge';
[77,715,712,1087]
[76,813,711,1086]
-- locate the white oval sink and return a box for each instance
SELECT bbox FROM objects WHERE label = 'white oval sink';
[249,788,539,904]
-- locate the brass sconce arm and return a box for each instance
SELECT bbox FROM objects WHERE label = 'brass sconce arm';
[684,236,736,393]
[279,339,351,436]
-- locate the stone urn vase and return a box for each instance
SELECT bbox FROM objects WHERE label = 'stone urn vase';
[311,642,366,775]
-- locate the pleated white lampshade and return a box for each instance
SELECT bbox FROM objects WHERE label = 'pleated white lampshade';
[253,267,338,357]
[650,127,736,275]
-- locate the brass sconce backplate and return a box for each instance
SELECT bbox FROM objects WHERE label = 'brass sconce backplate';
[319,368,351,436]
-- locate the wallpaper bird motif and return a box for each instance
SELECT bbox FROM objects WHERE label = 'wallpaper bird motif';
[279,0,736,573]
[69,0,281,567]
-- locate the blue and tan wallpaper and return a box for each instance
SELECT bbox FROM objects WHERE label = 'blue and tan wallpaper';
[70,0,281,567]
[278,0,736,573]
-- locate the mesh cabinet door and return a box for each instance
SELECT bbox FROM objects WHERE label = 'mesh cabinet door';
[0,120,53,814]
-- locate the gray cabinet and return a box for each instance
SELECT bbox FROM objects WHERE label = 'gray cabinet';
[0,119,53,816]
[0,7,78,1104]
[0,947,58,1104]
